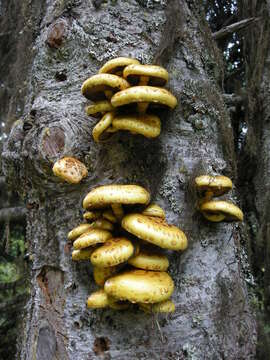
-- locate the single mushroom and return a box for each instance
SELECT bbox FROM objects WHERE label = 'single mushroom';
[90,237,135,268]
[128,249,169,271]
[53,157,88,184]
[142,203,165,219]
[139,299,175,313]
[83,210,101,221]
[93,266,119,287]
[99,57,140,76]
[104,269,174,303]
[122,214,187,251]
[83,184,150,222]
[92,111,116,143]
[85,100,114,117]
[87,289,109,309]
[81,74,130,101]
[200,200,244,222]
[195,175,233,202]
[67,223,92,242]
[72,248,95,261]
[73,229,112,249]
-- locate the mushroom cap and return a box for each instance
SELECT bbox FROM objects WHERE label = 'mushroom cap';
[104,269,174,303]
[83,211,101,221]
[112,113,161,138]
[83,184,150,210]
[200,200,244,222]
[73,229,112,249]
[111,86,177,109]
[88,218,114,231]
[102,209,117,223]
[99,57,140,75]
[128,249,169,271]
[142,203,165,219]
[72,248,95,261]
[85,100,114,117]
[67,223,92,242]
[81,74,130,101]
[93,266,119,287]
[92,111,115,143]
[122,214,187,251]
[139,299,175,313]
[87,289,109,309]
[123,64,168,86]
[195,175,233,197]
[53,157,88,184]
[90,237,135,267]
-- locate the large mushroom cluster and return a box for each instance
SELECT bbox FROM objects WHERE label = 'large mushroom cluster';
[195,175,243,222]
[81,57,178,142]
[68,184,188,313]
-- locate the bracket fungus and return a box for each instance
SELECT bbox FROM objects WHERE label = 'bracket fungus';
[81,57,178,141]
[52,157,88,184]
[195,175,243,222]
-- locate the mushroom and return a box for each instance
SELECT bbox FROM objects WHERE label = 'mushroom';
[87,289,109,309]
[122,214,187,251]
[92,111,116,143]
[83,211,101,221]
[195,175,233,201]
[93,266,119,287]
[102,209,117,223]
[53,157,88,184]
[73,229,112,249]
[142,203,165,219]
[104,269,174,303]
[128,249,169,271]
[90,237,135,268]
[67,223,92,242]
[111,113,161,138]
[81,74,130,101]
[200,200,244,222]
[72,248,95,261]
[99,57,140,76]
[87,218,114,231]
[85,100,114,117]
[139,299,175,313]
[83,184,150,222]
[111,86,177,114]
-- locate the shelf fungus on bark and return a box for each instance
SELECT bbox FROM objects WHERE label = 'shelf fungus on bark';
[52,157,88,184]
[200,200,244,222]
[139,299,175,313]
[99,57,140,76]
[195,175,233,200]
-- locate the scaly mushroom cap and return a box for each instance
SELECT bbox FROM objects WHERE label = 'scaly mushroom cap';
[88,218,114,231]
[128,249,169,271]
[195,175,233,197]
[85,100,114,117]
[72,248,95,261]
[87,289,109,309]
[83,184,150,209]
[67,223,92,242]
[123,64,169,86]
[92,111,115,143]
[99,57,140,75]
[53,157,88,184]
[200,200,244,222]
[139,299,175,313]
[111,86,177,109]
[112,114,161,138]
[73,229,112,249]
[93,266,119,287]
[122,214,187,251]
[91,237,134,267]
[142,203,165,219]
[83,211,101,221]
[104,269,174,303]
[81,74,130,101]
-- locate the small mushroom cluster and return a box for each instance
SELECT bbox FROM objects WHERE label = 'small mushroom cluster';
[81,57,178,142]
[67,184,188,313]
[195,175,243,222]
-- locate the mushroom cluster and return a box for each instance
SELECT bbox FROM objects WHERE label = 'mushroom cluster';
[81,57,178,142]
[67,184,188,313]
[195,175,243,222]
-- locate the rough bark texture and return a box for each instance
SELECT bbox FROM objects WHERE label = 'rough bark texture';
[2,0,257,359]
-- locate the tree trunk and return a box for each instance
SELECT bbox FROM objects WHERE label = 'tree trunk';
[2,0,257,359]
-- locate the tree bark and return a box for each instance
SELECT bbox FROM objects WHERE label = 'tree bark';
[2,0,256,359]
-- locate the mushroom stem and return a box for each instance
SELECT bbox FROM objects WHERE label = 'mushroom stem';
[111,203,124,222]
[198,190,214,209]
[138,76,149,114]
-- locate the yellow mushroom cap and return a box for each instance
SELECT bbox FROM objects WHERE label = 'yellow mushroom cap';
[93,266,119,287]
[83,184,150,210]
[72,248,95,261]
[112,113,161,138]
[104,269,174,303]
[85,100,114,117]
[128,250,169,271]
[111,86,177,109]
[90,237,135,267]
[123,64,169,86]
[53,157,88,184]
[87,289,109,309]
[88,218,114,231]
[139,299,175,313]
[67,223,92,242]
[142,203,165,219]
[122,214,187,251]
[92,111,115,143]
[83,211,101,221]
[81,74,130,101]
[73,229,112,249]
[200,200,244,222]
[102,209,117,223]
[99,57,140,75]
[195,175,233,197]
